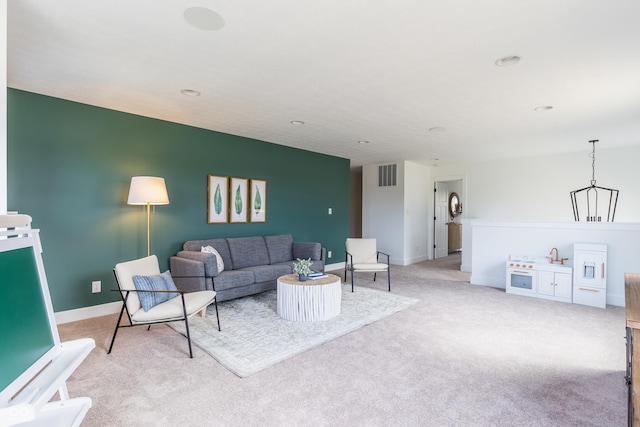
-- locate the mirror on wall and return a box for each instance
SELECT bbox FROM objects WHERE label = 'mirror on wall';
[449,192,462,219]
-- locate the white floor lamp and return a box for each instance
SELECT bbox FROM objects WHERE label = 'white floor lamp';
[127,176,170,256]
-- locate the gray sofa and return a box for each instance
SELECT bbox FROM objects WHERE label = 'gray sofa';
[169,234,325,302]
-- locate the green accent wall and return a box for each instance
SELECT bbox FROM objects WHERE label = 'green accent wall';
[7,89,350,312]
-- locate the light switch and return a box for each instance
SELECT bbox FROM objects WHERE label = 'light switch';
[328,207,332,215]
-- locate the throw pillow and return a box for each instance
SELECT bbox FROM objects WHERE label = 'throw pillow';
[201,245,225,273]
[132,270,180,312]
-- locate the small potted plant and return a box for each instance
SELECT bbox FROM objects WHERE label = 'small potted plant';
[293,258,313,281]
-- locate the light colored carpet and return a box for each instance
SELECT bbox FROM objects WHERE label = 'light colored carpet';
[57,256,627,426]
[169,285,419,377]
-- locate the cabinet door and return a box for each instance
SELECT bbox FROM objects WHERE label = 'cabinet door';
[537,270,555,296]
[574,251,606,288]
[554,272,572,299]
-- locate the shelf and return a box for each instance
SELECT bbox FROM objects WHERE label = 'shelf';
[11,339,94,409]
[1,339,94,427]
[13,398,91,427]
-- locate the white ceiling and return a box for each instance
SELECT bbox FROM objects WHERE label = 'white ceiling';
[7,1,640,168]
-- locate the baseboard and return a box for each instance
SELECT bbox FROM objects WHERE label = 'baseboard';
[55,301,121,324]
[470,274,504,288]
[54,265,348,324]
[606,293,624,307]
[325,261,345,272]
[405,255,429,265]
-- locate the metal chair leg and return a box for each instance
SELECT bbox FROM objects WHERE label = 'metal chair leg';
[107,302,127,354]
[180,295,193,358]
[387,268,391,291]
[214,298,221,332]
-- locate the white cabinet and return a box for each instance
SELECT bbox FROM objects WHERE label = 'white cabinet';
[538,268,573,303]
[573,243,607,308]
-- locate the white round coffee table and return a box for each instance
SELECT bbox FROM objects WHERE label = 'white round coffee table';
[277,274,342,322]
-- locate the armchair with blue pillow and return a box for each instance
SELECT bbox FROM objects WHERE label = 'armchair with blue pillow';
[108,255,220,358]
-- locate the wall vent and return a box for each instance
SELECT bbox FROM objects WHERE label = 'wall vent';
[378,164,397,187]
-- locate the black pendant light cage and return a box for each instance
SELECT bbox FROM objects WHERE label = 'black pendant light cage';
[570,140,619,222]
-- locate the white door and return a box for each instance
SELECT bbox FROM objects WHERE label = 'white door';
[434,182,448,259]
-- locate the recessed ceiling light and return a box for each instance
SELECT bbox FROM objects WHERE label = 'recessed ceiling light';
[181,89,201,97]
[290,120,305,125]
[184,7,225,31]
[429,127,446,132]
[358,140,370,144]
[534,105,553,112]
[495,55,521,67]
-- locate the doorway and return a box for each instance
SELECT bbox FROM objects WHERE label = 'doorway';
[433,178,464,260]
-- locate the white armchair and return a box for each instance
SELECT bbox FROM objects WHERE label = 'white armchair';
[344,238,391,292]
[108,255,219,358]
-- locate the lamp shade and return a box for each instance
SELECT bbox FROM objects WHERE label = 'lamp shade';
[127,176,170,205]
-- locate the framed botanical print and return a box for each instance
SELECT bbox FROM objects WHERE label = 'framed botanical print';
[250,179,267,223]
[207,175,228,223]
[229,177,248,223]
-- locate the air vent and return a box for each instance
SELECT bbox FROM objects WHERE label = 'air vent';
[378,164,397,187]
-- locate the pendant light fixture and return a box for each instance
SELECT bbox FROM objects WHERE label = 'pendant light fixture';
[570,140,619,222]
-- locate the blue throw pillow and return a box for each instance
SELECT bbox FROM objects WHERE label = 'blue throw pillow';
[132,270,180,312]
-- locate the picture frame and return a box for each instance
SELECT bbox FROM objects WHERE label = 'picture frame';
[207,175,228,223]
[229,177,248,223]
[250,179,267,223]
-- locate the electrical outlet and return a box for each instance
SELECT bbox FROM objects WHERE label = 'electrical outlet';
[328,250,332,258]
[92,280,101,293]
[328,207,332,215]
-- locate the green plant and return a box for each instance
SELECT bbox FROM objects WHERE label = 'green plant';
[214,184,223,214]
[292,258,313,275]
[254,187,261,214]
[234,185,243,214]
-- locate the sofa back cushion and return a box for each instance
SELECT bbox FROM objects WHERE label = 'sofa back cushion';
[293,241,322,261]
[183,239,233,270]
[264,234,293,264]
[227,236,270,269]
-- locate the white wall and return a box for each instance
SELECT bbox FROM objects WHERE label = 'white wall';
[469,220,640,307]
[403,161,430,264]
[362,161,430,265]
[431,145,640,222]
[362,162,405,263]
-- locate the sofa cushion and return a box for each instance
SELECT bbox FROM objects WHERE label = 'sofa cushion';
[212,270,255,291]
[183,239,233,270]
[241,264,292,283]
[293,242,322,261]
[264,234,293,264]
[227,236,270,269]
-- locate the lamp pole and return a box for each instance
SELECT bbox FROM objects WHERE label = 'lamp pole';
[146,201,151,257]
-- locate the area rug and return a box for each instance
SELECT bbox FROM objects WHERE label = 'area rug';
[169,284,419,377]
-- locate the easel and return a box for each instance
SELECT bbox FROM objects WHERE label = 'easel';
[0,215,94,426]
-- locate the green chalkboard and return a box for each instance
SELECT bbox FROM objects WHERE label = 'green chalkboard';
[0,246,55,392]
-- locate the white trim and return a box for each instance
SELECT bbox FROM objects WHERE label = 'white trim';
[55,301,121,324]
[324,261,345,272]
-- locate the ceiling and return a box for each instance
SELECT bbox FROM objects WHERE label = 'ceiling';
[7,1,640,168]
